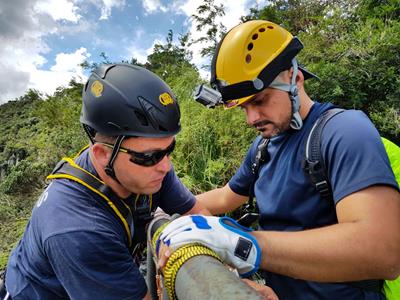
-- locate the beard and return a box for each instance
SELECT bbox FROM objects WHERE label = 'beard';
[253,112,292,139]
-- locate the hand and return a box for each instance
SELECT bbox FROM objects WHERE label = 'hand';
[157,240,172,269]
[159,215,261,276]
[242,279,279,300]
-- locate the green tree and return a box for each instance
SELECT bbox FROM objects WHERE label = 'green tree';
[80,52,112,71]
[191,0,227,63]
[146,30,194,79]
[243,0,358,33]
[244,0,400,143]
[142,30,201,97]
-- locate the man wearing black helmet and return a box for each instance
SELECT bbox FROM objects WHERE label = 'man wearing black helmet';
[158,20,400,299]
[3,64,209,300]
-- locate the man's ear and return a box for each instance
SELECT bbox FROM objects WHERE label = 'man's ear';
[296,68,305,87]
[91,143,110,166]
[288,67,305,91]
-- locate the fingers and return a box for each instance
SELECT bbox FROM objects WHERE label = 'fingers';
[157,242,171,269]
[242,279,279,300]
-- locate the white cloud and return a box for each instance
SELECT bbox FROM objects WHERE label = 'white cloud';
[147,38,166,54]
[29,48,89,95]
[126,45,148,64]
[0,0,51,103]
[34,0,81,23]
[171,0,268,79]
[99,0,126,20]
[50,47,89,73]
[0,0,93,103]
[0,45,90,103]
[142,0,168,14]
[125,36,164,64]
[0,0,125,103]
[0,0,267,104]
[124,29,148,63]
[175,0,251,78]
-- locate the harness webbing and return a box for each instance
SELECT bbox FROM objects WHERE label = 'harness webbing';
[303,108,345,201]
[249,138,270,211]
[47,157,157,254]
[47,157,134,249]
[249,108,383,293]
[302,107,383,293]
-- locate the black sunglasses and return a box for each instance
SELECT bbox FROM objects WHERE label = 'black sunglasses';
[100,139,176,167]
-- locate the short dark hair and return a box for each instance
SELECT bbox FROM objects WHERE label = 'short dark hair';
[93,133,117,144]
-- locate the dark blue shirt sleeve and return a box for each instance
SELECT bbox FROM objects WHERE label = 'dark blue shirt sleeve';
[228,137,260,196]
[44,230,147,300]
[157,167,196,215]
[322,110,398,203]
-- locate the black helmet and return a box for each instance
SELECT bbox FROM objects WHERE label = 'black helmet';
[81,63,181,138]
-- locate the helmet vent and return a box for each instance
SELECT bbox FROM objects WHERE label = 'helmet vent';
[252,33,258,40]
[267,25,274,29]
[134,110,149,126]
[247,43,253,50]
[158,125,167,132]
[259,27,266,32]
[246,54,252,64]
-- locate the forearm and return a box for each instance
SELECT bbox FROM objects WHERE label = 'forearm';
[196,188,228,215]
[196,185,247,215]
[185,200,212,216]
[253,221,399,282]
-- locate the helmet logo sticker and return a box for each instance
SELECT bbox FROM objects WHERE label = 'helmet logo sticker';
[91,80,104,98]
[159,92,174,106]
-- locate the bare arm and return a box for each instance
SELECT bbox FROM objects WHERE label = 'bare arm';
[252,185,400,281]
[184,199,212,216]
[196,184,249,215]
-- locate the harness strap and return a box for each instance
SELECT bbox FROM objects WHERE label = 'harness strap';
[303,108,345,201]
[243,138,269,220]
[302,107,383,293]
[47,158,134,250]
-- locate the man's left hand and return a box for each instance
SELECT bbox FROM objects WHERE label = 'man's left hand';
[158,215,261,276]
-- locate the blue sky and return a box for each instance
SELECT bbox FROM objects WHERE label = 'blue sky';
[0,0,267,104]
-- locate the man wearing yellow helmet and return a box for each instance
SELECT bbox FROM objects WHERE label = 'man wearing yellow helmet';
[160,20,400,299]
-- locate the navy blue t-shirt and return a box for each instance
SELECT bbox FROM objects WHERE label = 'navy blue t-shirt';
[229,102,399,300]
[6,149,196,300]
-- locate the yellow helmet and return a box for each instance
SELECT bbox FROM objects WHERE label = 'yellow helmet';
[211,20,314,109]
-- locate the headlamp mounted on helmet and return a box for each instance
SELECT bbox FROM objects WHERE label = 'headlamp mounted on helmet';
[194,20,317,110]
[194,37,307,109]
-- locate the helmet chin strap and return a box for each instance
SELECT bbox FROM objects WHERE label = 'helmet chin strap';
[104,135,125,184]
[288,59,302,130]
[268,58,303,130]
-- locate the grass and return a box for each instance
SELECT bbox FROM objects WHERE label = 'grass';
[0,191,40,270]
[0,218,29,269]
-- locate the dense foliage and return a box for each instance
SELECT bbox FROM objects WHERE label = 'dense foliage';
[1,0,399,269]
[246,0,400,142]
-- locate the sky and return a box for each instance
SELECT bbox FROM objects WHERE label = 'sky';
[0,0,268,104]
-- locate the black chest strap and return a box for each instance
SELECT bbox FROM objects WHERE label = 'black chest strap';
[249,138,270,211]
[302,108,345,201]
[302,108,383,293]
[238,138,270,227]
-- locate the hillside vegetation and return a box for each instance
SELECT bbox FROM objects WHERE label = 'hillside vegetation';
[1,0,399,269]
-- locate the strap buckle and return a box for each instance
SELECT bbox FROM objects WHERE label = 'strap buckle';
[315,180,331,199]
